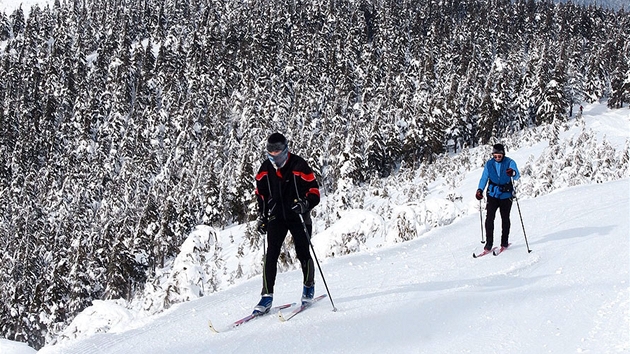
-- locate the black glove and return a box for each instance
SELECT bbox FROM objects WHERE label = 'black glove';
[506,168,515,177]
[475,189,484,200]
[256,217,267,234]
[291,199,309,214]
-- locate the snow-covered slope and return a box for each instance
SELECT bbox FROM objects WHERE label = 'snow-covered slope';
[32,178,629,354]
[2,99,625,354]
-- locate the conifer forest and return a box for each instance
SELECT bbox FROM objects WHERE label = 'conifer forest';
[0,0,628,348]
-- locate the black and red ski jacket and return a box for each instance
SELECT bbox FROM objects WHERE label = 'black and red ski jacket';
[255,153,320,223]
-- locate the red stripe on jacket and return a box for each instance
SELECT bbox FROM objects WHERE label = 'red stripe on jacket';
[255,170,268,181]
[292,170,316,182]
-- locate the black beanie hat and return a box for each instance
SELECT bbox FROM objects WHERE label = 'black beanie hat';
[492,144,505,155]
[267,133,288,152]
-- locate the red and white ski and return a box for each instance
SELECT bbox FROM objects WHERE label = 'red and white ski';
[473,247,497,258]
[278,294,327,322]
[493,243,512,256]
[209,302,295,333]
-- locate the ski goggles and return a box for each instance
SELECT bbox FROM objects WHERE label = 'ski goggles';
[267,141,287,153]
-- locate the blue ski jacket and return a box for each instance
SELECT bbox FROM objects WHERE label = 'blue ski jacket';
[478,156,520,199]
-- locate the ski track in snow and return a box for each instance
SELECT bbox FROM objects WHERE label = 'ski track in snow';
[581,289,630,353]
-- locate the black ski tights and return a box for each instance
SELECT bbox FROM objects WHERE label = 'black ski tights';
[484,196,513,250]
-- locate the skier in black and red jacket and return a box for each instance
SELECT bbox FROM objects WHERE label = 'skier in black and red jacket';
[253,132,320,314]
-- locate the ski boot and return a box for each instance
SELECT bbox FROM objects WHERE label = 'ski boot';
[253,294,273,315]
[301,285,314,305]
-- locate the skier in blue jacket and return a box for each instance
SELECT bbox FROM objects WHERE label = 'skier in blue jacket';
[476,144,520,252]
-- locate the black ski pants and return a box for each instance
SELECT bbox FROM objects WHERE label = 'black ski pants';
[484,196,513,250]
[261,218,315,295]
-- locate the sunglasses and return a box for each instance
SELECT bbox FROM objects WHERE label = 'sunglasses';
[493,154,504,158]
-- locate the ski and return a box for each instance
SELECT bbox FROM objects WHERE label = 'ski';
[278,294,327,322]
[473,247,497,258]
[493,243,512,256]
[209,302,295,333]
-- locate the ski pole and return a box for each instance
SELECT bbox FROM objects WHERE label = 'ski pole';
[298,213,338,312]
[479,199,485,244]
[511,177,532,253]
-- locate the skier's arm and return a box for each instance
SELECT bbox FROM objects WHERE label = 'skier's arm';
[508,160,521,181]
[255,167,270,216]
[293,161,320,210]
[477,163,489,190]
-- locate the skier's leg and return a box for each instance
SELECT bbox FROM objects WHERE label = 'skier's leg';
[261,221,288,295]
[485,197,500,250]
[499,198,513,247]
[289,221,315,287]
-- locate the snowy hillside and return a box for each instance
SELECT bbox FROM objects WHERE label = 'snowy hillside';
[28,177,630,354]
[0,103,622,353]
[0,0,628,350]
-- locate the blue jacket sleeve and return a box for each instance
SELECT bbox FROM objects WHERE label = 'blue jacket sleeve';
[478,163,489,190]
[508,159,520,181]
